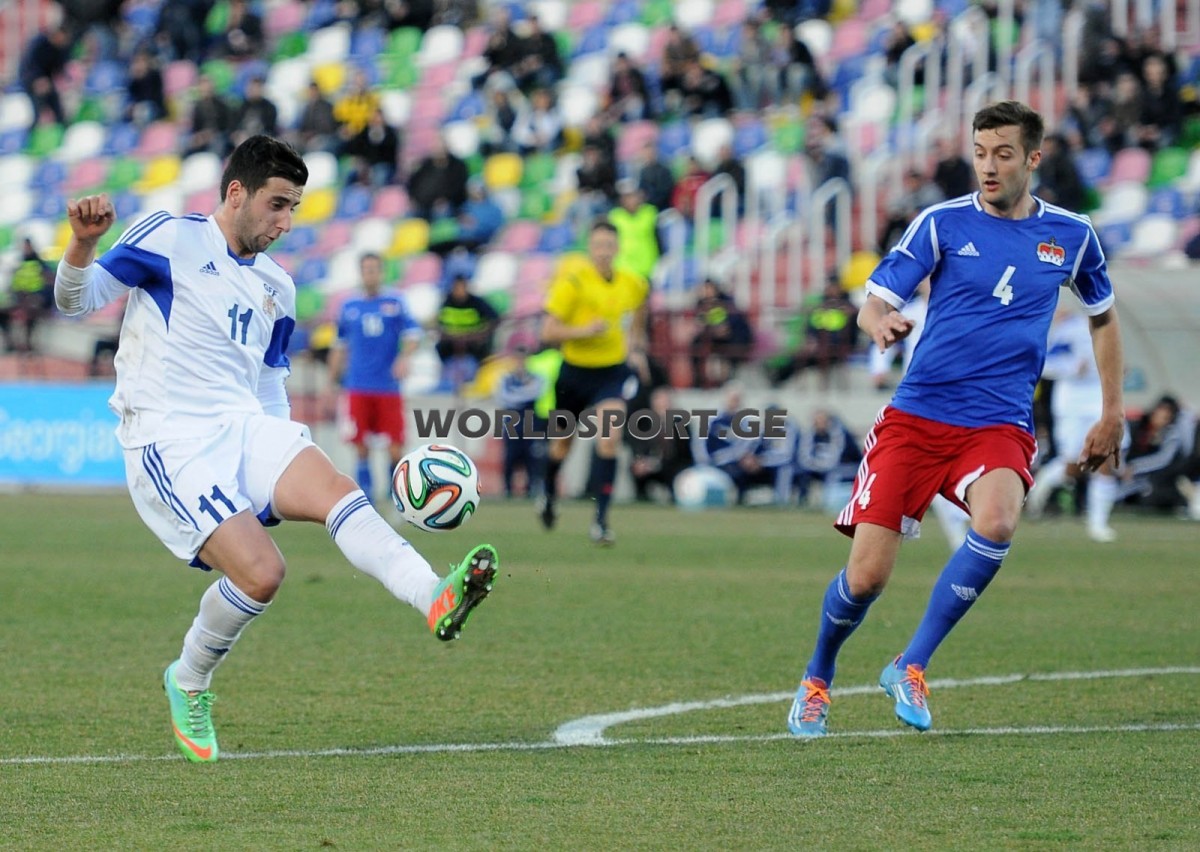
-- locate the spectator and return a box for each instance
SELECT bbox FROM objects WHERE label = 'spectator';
[692,383,759,499]
[575,143,619,219]
[431,179,505,254]
[609,180,660,280]
[730,17,773,111]
[476,5,524,90]
[768,278,859,389]
[678,59,735,119]
[932,135,974,199]
[671,156,712,218]
[769,21,824,105]
[435,274,500,371]
[603,51,654,123]
[334,70,381,139]
[155,0,213,64]
[1105,71,1142,152]
[0,239,52,357]
[479,83,520,156]
[344,107,401,188]
[1065,84,1115,152]
[232,76,279,147]
[513,14,563,94]
[633,141,676,212]
[352,0,436,30]
[690,278,753,388]
[1135,53,1182,151]
[1036,133,1087,212]
[794,409,862,508]
[211,0,264,61]
[184,74,235,158]
[18,24,71,129]
[124,50,167,127]
[712,143,747,214]
[406,137,469,220]
[752,404,802,504]
[660,25,702,112]
[1119,396,1200,516]
[879,168,945,252]
[628,387,695,503]
[293,81,340,154]
[582,114,618,169]
[494,346,549,498]
[805,115,851,187]
[882,20,918,88]
[511,87,564,155]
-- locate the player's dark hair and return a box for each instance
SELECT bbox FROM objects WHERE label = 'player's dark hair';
[972,100,1044,156]
[220,135,308,201]
[360,252,381,265]
[591,220,618,236]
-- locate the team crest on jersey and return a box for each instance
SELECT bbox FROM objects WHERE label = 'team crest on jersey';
[1036,238,1066,267]
[262,285,279,319]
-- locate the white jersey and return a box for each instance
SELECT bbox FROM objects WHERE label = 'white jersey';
[1041,311,1101,421]
[57,212,296,448]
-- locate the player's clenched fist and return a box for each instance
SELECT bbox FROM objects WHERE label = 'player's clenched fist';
[67,194,116,242]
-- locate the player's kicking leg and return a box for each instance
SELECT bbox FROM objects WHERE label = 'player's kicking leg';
[163,660,219,762]
[428,543,499,640]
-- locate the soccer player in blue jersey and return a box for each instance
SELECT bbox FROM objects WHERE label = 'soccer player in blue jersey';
[55,136,498,763]
[327,252,422,504]
[787,101,1126,737]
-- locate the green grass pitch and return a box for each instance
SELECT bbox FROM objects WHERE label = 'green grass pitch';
[1,494,1197,848]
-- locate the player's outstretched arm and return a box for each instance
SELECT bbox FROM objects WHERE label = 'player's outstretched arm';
[858,293,915,352]
[55,194,117,316]
[1079,307,1125,471]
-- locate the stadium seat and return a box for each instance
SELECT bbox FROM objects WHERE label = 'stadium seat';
[307,22,351,64]
[177,151,222,195]
[605,0,641,26]
[550,152,582,194]
[402,252,442,287]
[712,0,749,29]
[1147,187,1186,218]
[1107,147,1151,185]
[402,281,442,326]
[137,185,185,218]
[559,84,600,127]
[573,24,612,59]
[442,120,481,160]
[795,19,834,60]
[84,60,126,97]
[64,158,109,194]
[496,220,544,253]
[311,61,347,97]
[417,25,465,67]
[0,128,27,156]
[335,184,373,220]
[1091,181,1149,227]
[675,0,715,29]
[462,25,490,57]
[266,0,306,37]
[1122,214,1179,257]
[691,118,735,170]
[608,22,651,60]
[897,0,936,25]
[163,60,198,99]
[350,217,394,254]
[294,187,336,224]
[136,121,179,158]
[733,119,768,158]
[312,219,353,256]
[184,188,218,215]
[1074,147,1111,187]
[658,122,693,160]
[536,222,576,253]
[1148,147,1189,188]
[390,218,431,256]
[370,185,409,219]
[296,256,329,286]
[303,151,339,189]
[490,186,523,220]
[473,251,519,296]
[483,152,523,190]
[0,154,34,193]
[135,155,182,193]
[566,0,606,30]
[349,25,387,61]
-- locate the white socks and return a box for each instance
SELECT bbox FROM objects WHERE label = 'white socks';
[1087,473,1118,533]
[176,576,268,692]
[326,490,439,615]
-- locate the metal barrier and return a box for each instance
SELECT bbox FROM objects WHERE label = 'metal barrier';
[693,173,739,284]
[806,178,852,295]
[1014,40,1057,132]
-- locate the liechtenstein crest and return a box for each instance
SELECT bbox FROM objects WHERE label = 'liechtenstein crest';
[1036,237,1066,267]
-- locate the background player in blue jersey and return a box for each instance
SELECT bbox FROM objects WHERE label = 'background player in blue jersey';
[56,137,497,763]
[787,101,1126,737]
[327,252,422,504]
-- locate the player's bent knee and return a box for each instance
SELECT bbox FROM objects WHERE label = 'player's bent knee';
[971,512,1018,543]
[230,554,286,603]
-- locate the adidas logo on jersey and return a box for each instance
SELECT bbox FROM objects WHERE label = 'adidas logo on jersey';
[957,242,980,257]
[199,261,219,276]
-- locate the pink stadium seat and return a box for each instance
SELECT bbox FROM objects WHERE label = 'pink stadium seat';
[462,26,489,57]
[828,19,868,62]
[371,185,409,218]
[314,220,354,256]
[402,252,442,287]
[409,91,447,124]
[616,120,660,161]
[647,25,672,64]
[163,61,197,99]
[137,121,179,158]
[1108,146,1152,185]
[418,62,457,90]
[497,220,544,253]
[567,0,605,31]
[859,0,891,19]
[184,188,218,215]
[64,159,108,194]
[265,0,306,38]
[711,0,748,29]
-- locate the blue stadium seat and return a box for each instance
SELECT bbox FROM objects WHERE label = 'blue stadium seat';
[111,191,140,219]
[232,60,272,98]
[287,225,319,252]
[334,184,372,220]
[102,123,140,157]
[1097,221,1133,254]
[0,129,25,156]
[573,25,611,58]
[449,91,486,122]
[1148,186,1186,219]
[537,223,576,253]
[297,257,329,286]
[33,193,65,219]
[1075,148,1112,187]
[306,0,340,30]
[85,61,126,96]
[657,122,692,160]
[31,158,66,190]
[733,121,767,158]
[606,0,640,26]
[350,26,387,61]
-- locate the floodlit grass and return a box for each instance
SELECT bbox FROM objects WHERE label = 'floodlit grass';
[1,494,1197,849]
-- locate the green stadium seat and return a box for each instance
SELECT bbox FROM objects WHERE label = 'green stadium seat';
[388,27,423,62]
[200,59,235,95]
[1148,147,1189,188]
[272,31,309,61]
[104,157,142,193]
[24,124,64,157]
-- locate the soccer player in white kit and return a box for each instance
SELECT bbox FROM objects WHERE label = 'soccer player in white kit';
[55,136,499,763]
[1026,299,1122,541]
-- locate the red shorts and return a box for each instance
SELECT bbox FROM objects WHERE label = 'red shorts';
[835,406,1037,539]
[340,391,405,446]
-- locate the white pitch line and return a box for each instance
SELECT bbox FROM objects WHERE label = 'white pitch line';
[552,665,1200,745]
[2,667,1197,766]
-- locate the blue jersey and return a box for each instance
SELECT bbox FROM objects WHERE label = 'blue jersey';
[867,193,1114,432]
[336,293,422,393]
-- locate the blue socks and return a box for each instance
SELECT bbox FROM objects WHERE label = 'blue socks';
[594,455,617,526]
[805,568,877,685]
[901,529,1009,669]
[355,460,372,500]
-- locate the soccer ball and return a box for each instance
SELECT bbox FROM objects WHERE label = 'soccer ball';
[674,466,736,511]
[391,443,480,532]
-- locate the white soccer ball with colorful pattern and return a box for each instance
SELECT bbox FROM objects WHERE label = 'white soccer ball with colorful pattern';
[391,444,480,532]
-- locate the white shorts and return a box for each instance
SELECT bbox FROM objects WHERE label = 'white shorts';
[124,414,313,566]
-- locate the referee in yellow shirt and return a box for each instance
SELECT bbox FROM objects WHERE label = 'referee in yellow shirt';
[538,220,650,545]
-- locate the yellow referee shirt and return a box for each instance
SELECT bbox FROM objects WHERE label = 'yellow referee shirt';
[543,254,649,368]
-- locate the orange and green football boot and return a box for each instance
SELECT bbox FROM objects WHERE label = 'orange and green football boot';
[163,660,219,762]
[428,544,498,641]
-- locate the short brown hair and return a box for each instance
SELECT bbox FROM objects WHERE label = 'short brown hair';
[972,100,1044,156]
